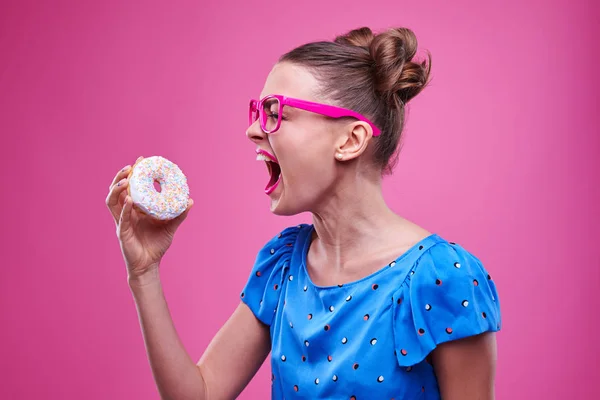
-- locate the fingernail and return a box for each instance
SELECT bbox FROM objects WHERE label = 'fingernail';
[122,165,130,172]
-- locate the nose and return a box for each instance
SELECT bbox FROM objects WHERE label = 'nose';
[246,120,266,143]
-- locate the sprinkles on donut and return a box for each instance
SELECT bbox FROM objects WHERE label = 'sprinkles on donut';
[127,156,190,220]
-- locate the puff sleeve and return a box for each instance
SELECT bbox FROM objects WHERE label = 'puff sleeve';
[392,241,501,367]
[240,225,301,326]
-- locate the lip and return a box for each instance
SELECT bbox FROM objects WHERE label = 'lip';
[256,148,279,163]
[255,149,281,195]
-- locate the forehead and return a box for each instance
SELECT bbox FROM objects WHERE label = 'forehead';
[259,62,320,101]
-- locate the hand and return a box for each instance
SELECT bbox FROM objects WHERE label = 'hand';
[105,156,194,280]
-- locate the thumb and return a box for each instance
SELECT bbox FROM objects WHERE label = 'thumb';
[167,198,194,232]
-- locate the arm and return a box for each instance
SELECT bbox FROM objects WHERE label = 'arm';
[197,302,271,400]
[109,162,273,400]
[129,273,270,400]
[432,332,497,400]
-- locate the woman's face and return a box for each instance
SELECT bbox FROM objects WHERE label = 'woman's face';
[246,62,346,216]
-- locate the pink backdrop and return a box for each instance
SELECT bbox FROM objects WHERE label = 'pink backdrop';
[1,0,599,399]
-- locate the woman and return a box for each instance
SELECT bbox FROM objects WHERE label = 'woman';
[106,26,501,400]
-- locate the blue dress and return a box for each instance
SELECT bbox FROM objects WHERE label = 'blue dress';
[240,224,501,399]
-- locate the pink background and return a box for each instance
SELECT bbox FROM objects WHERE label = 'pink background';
[1,0,598,398]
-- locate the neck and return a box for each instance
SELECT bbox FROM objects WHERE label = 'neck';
[310,173,403,268]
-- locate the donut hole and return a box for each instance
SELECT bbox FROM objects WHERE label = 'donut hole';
[153,180,162,193]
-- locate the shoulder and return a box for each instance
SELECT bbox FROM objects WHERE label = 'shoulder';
[240,224,311,325]
[406,238,500,312]
[253,223,309,259]
[415,239,489,279]
[411,239,498,301]
[392,237,502,367]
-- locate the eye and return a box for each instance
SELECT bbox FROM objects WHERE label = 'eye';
[262,99,281,119]
[266,112,280,121]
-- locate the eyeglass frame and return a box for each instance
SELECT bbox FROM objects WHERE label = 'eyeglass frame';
[248,94,381,136]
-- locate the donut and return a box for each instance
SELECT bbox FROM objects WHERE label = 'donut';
[127,156,190,220]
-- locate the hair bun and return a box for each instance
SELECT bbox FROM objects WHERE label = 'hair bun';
[369,28,431,104]
[334,27,375,48]
[282,27,433,175]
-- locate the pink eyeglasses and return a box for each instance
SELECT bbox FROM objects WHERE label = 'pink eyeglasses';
[249,94,381,136]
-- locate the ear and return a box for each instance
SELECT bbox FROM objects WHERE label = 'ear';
[334,121,373,161]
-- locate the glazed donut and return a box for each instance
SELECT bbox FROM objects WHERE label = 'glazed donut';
[127,156,190,220]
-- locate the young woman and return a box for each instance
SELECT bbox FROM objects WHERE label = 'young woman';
[106,26,501,400]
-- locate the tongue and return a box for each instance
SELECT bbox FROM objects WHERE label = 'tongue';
[266,161,281,191]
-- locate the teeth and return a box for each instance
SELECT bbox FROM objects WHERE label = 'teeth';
[256,153,278,163]
[256,154,270,162]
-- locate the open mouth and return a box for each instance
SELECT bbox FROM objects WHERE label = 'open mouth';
[256,149,282,194]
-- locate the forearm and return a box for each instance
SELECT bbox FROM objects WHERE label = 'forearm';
[129,269,206,400]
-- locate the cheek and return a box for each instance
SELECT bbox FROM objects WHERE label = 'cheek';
[273,126,336,190]
[285,151,334,188]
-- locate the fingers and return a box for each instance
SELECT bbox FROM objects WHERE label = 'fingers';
[109,156,143,190]
[106,176,130,223]
[118,189,128,207]
[109,165,132,190]
[118,196,134,240]
[106,157,143,223]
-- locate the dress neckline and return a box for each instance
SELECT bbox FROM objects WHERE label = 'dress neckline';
[299,224,440,290]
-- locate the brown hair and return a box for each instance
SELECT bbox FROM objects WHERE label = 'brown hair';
[279,27,432,175]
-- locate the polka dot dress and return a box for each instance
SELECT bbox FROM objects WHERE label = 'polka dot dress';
[240,224,501,399]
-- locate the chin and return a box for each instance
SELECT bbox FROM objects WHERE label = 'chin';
[269,195,298,216]
[268,188,305,216]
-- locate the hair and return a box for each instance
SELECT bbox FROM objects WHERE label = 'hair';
[279,27,432,175]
